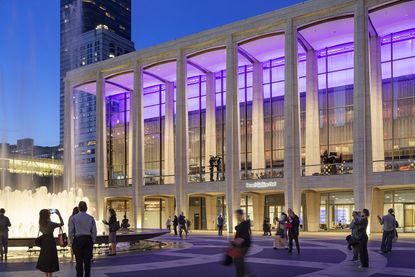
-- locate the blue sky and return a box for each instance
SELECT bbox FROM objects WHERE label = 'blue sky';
[0,0,303,146]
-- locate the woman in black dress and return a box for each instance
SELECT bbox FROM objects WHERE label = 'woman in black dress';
[103,208,117,256]
[36,209,64,277]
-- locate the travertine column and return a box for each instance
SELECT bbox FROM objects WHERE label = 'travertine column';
[225,37,241,233]
[304,190,320,231]
[205,195,217,230]
[132,63,145,228]
[370,188,384,233]
[353,0,372,211]
[95,72,107,221]
[305,49,320,175]
[63,78,75,191]
[175,49,189,216]
[205,72,217,173]
[369,35,385,172]
[164,82,175,184]
[252,193,265,231]
[283,19,302,214]
[251,62,265,171]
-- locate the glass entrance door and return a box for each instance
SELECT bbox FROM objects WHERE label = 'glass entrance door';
[268,205,284,228]
[404,204,415,232]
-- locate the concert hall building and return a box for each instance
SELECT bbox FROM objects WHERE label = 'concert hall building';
[64,0,415,233]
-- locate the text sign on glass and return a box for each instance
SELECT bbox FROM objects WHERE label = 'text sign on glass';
[245,181,277,189]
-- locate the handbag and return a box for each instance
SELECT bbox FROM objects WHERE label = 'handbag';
[34,231,44,247]
[58,227,68,247]
[226,246,243,258]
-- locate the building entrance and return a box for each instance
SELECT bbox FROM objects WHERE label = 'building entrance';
[384,189,415,233]
[264,194,285,228]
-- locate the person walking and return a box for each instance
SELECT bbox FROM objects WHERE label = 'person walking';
[356,208,370,269]
[186,219,192,234]
[103,208,118,256]
[0,208,11,261]
[173,215,178,236]
[232,208,251,277]
[377,208,396,253]
[217,214,224,236]
[68,207,79,263]
[178,212,187,238]
[287,208,300,254]
[166,217,172,231]
[69,201,97,277]
[36,209,64,277]
[274,212,287,250]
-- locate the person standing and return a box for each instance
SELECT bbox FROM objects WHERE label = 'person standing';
[69,201,97,277]
[166,217,172,231]
[287,208,300,254]
[274,212,287,250]
[356,208,370,269]
[178,212,187,238]
[232,209,251,277]
[173,215,178,236]
[348,211,360,261]
[36,209,64,277]
[103,208,118,256]
[0,208,11,261]
[68,207,79,263]
[217,214,224,236]
[377,208,396,253]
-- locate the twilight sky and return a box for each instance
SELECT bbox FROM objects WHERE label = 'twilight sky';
[0,0,303,146]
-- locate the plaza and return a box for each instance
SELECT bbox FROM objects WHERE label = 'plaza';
[63,0,415,234]
[2,232,415,276]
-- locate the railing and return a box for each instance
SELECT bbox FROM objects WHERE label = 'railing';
[188,171,225,183]
[301,162,353,176]
[144,175,175,185]
[106,178,132,188]
[241,168,284,180]
[373,159,415,172]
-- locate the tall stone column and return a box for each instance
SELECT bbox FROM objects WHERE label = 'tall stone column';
[95,72,107,221]
[251,62,265,171]
[369,35,385,172]
[132,63,145,228]
[353,0,372,211]
[283,19,302,214]
[63,78,75,191]
[225,37,241,233]
[175,49,189,216]
[252,193,265,231]
[205,195,217,230]
[205,72,217,173]
[164,82,175,184]
[304,190,320,231]
[305,49,320,175]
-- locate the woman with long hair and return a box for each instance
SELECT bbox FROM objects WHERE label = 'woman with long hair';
[103,208,118,256]
[36,209,64,277]
[68,206,79,262]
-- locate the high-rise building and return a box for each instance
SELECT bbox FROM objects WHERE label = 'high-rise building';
[60,0,134,187]
[60,0,134,145]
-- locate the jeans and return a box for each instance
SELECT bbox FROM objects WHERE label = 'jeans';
[0,232,8,257]
[173,225,178,235]
[218,225,223,236]
[359,235,369,267]
[73,236,93,277]
[179,225,187,238]
[288,232,300,253]
[234,247,248,277]
[352,244,359,260]
[381,230,394,252]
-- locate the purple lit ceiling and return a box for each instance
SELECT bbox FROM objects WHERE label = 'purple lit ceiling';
[369,1,415,36]
[239,34,285,62]
[188,48,227,72]
[299,17,354,50]
[145,61,177,83]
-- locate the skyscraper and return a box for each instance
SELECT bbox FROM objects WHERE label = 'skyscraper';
[60,0,134,145]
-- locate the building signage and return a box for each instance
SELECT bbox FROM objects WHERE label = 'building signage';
[245,181,277,189]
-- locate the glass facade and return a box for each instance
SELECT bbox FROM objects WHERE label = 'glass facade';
[106,92,130,187]
[263,58,285,176]
[381,29,415,171]
[384,189,415,233]
[189,197,207,230]
[264,194,285,228]
[240,195,254,225]
[320,191,354,231]
[143,84,175,185]
[73,89,96,186]
[143,198,166,228]
[239,65,253,175]
[106,197,133,224]
[215,71,226,180]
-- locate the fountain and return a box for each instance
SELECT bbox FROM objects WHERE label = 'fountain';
[0,186,90,238]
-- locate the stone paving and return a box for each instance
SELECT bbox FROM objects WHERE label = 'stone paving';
[1,233,415,276]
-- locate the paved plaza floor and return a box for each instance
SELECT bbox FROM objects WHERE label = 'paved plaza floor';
[1,232,415,276]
